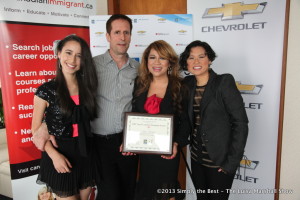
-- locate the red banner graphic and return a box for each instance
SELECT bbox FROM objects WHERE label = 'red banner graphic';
[0,22,89,176]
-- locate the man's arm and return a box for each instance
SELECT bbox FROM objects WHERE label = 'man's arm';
[32,96,58,151]
[33,123,58,151]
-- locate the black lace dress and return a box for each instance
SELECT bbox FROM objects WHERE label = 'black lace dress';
[35,80,96,197]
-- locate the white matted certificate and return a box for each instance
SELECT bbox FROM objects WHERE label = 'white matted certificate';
[122,112,174,155]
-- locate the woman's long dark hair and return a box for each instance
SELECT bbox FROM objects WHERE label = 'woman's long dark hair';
[55,35,98,119]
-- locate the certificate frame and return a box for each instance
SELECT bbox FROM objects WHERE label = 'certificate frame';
[123,112,174,155]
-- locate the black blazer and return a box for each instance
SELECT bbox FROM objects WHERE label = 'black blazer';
[183,69,248,174]
[132,83,191,147]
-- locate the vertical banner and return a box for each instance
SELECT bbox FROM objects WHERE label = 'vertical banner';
[186,0,287,200]
[0,1,96,199]
[89,14,193,59]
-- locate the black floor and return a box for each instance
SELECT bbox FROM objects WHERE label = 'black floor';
[0,195,12,200]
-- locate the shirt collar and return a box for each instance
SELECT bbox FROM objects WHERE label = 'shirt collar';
[103,50,137,69]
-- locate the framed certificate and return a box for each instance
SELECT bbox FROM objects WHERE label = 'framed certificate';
[123,112,174,155]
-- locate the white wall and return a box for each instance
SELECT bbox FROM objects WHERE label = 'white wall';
[279,0,300,199]
[93,1,300,199]
[96,0,108,15]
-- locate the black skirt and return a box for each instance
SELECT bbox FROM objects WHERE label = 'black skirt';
[37,137,96,197]
[135,153,185,200]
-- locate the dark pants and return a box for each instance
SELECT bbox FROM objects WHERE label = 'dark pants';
[191,160,235,200]
[94,133,138,200]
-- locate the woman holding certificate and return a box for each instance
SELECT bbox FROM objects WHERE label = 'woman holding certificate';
[132,40,190,200]
[180,40,248,200]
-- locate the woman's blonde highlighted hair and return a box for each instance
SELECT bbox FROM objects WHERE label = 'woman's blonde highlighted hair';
[135,40,183,113]
[37,186,54,200]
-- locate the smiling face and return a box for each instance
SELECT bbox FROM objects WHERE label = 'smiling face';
[57,40,81,76]
[106,19,131,57]
[147,49,169,78]
[39,191,51,200]
[187,46,211,80]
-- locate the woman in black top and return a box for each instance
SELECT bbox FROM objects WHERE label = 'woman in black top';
[180,40,248,200]
[32,35,98,200]
[133,40,190,200]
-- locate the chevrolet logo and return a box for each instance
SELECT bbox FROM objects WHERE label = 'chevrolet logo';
[95,32,104,35]
[236,82,263,95]
[178,30,187,33]
[203,2,267,20]
[158,18,166,21]
[240,159,259,170]
[137,31,146,34]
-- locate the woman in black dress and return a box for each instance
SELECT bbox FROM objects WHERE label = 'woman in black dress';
[31,35,98,200]
[133,40,190,200]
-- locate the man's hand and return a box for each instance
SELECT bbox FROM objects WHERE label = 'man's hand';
[33,123,58,151]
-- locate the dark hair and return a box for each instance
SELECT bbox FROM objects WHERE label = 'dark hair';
[55,35,98,119]
[106,14,133,34]
[135,40,183,113]
[179,40,217,70]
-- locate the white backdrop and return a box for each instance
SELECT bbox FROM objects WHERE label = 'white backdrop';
[186,0,287,200]
[89,5,287,198]
[89,14,193,58]
[0,0,95,26]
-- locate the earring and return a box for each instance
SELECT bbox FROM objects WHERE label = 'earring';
[168,66,172,75]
